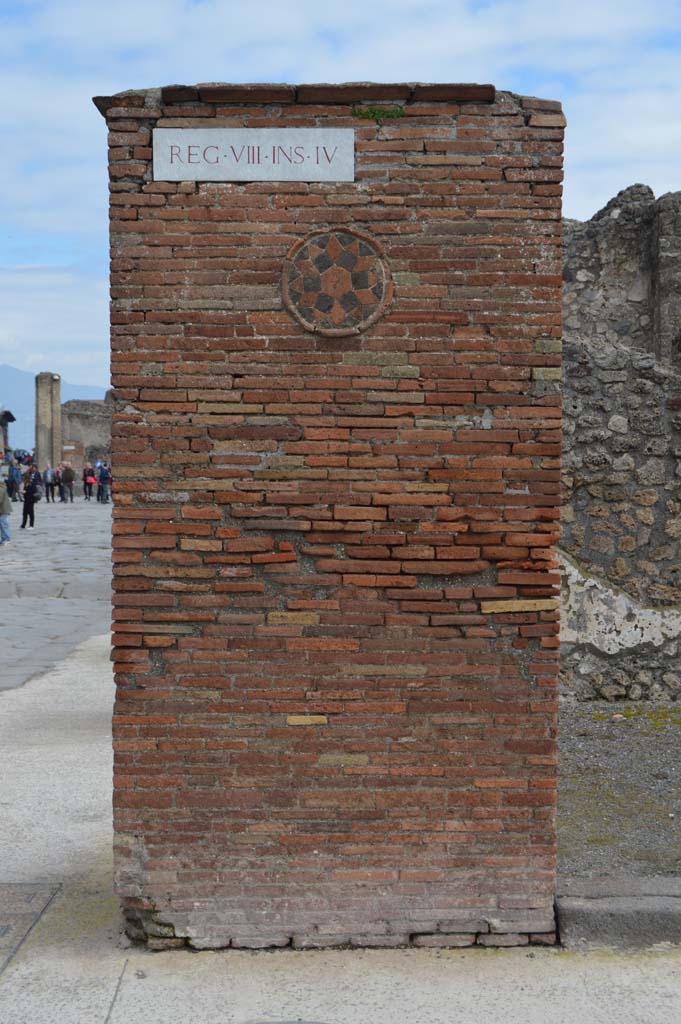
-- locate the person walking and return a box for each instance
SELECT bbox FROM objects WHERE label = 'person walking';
[9,460,22,501]
[43,463,56,502]
[83,463,96,500]
[55,463,66,502]
[99,461,112,504]
[62,462,75,503]
[20,465,42,529]
[0,478,12,546]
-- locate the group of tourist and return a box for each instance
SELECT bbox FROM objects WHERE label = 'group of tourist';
[0,454,112,547]
[40,462,76,503]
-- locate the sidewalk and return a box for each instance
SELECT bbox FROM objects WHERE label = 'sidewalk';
[1,636,680,1024]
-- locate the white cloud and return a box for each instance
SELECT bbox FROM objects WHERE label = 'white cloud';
[3,1,681,231]
[1,0,681,378]
[0,266,109,384]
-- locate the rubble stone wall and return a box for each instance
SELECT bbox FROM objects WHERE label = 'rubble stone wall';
[561,185,681,700]
[62,393,113,468]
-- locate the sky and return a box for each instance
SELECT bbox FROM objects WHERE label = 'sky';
[1,0,680,388]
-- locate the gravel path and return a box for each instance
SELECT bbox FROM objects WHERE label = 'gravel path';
[558,699,681,877]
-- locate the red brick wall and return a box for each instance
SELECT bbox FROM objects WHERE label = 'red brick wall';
[98,83,564,949]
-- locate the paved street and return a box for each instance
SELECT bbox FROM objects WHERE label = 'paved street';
[0,497,111,690]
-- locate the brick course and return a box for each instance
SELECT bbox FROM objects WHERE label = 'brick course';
[96,82,563,949]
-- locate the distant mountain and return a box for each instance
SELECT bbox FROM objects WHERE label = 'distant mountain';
[0,364,107,452]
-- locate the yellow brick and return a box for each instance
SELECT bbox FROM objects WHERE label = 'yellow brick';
[405,483,449,493]
[407,153,482,166]
[197,402,263,413]
[532,367,562,381]
[535,338,563,354]
[481,599,560,614]
[343,664,427,677]
[267,612,320,625]
[529,113,566,128]
[317,753,369,766]
[380,365,420,379]
[287,715,328,726]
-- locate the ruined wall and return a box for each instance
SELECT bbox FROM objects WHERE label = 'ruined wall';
[97,82,563,949]
[561,185,681,700]
[62,392,113,468]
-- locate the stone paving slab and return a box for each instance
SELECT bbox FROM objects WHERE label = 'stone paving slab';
[0,499,111,691]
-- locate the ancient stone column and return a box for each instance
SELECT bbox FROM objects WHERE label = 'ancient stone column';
[95,82,564,950]
[34,372,62,468]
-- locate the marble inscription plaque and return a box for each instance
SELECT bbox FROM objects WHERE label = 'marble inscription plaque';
[153,128,354,182]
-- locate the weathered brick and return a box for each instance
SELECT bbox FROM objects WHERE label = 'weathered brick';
[100,80,562,951]
[481,599,560,613]
[286,715,328,726]
[528,113,567,128]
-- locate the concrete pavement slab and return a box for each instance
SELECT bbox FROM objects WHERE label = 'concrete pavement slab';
[557,895,681,950]
[0,884,60,970]
[0,633,126,1023]
[107,946,681,1024]
[557,877,681,949]
[0,634,114,884]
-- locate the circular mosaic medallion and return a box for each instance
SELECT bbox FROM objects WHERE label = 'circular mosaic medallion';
[282,229,392,336]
